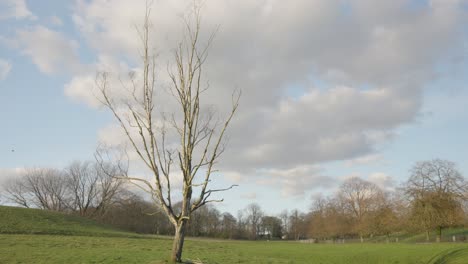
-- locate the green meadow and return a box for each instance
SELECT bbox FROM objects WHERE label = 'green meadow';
[1,206,468,264]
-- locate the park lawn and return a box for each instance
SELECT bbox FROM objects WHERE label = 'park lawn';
[1,234,468,264]
[2,206,468,263]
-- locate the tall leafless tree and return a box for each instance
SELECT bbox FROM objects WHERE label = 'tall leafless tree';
[95,3,239,262]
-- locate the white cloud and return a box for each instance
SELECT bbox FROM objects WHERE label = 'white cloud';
[65,0,468,194]
[65,74,99,106]
[0,168,27,184]
[0,0,36,20]
[254,165,333,197]
[15,26,81,74]
[0,59,12,80]
[367,172,396,191]
[344,154,384,167]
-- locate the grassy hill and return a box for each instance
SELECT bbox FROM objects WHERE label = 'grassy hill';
[0,205,139,237]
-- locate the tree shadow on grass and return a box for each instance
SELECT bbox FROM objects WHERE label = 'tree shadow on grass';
[426,247,468,264]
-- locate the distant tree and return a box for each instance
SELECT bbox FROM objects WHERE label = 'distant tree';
[289,209,307,240]
[220,212,237,239]
[367,194,399,242]
[4,168,69,211]
[2,160,124,217]
[64,160,124,217]
[405,159,467,242]
[245,203,263,240]
[260,216,283,239]
[279,209,289,238]
[3,177,32,208]
[100,190,166,234]
[309,196,337,240]
[235,210,248,239]
[338,177,385,242]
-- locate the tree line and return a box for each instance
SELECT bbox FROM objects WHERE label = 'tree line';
[2,159,467,242]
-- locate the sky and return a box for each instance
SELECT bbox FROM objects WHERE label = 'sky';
[0,0,468,216]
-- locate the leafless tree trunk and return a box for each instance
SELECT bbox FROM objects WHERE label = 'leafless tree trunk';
[95,3,239,262]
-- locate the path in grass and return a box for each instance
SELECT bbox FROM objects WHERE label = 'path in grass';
[1,234,468,264]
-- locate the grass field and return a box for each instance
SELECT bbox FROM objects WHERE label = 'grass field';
[1,206,468,264]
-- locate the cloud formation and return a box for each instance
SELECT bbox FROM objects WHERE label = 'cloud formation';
[37,0,468,196]
[15,26,81,74]
[0,0,35,20]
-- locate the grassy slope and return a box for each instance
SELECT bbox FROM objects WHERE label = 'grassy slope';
[367,228,468,244]
[1,206,468,263]
[402,228,468,243]
[0,205,138,237]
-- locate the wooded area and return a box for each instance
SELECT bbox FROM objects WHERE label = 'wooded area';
[2,159,467,243]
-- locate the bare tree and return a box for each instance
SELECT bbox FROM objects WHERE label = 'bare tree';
[279,209,289,239]
[245,203,263,240]
[23,168,69,211]
[65,161,99,216]
[93,161,126,216]
[220,212,237,239]
[3,177,32,208]
[64,161,124,217]
[95,3,239,262]
[309,196,353,241]
[235,210,248,239]
[2,168,70,211]
[367,194,399,242]
[405,159,467,242]
[338,177,384,242]
[289,209,307,240]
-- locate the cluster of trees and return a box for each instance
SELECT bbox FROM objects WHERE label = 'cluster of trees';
[0,163,303,241]
[2,159,467,244]
[308,159,468,243]
[100,199,310,241]
[2,161,124,218]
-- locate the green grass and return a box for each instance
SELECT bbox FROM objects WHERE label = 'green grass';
[1,234,468,263]
[400,228,468,243]
[1,206,468,263]
[0,205,138,237]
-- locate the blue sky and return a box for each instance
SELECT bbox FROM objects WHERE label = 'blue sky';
[1,0,468,215]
